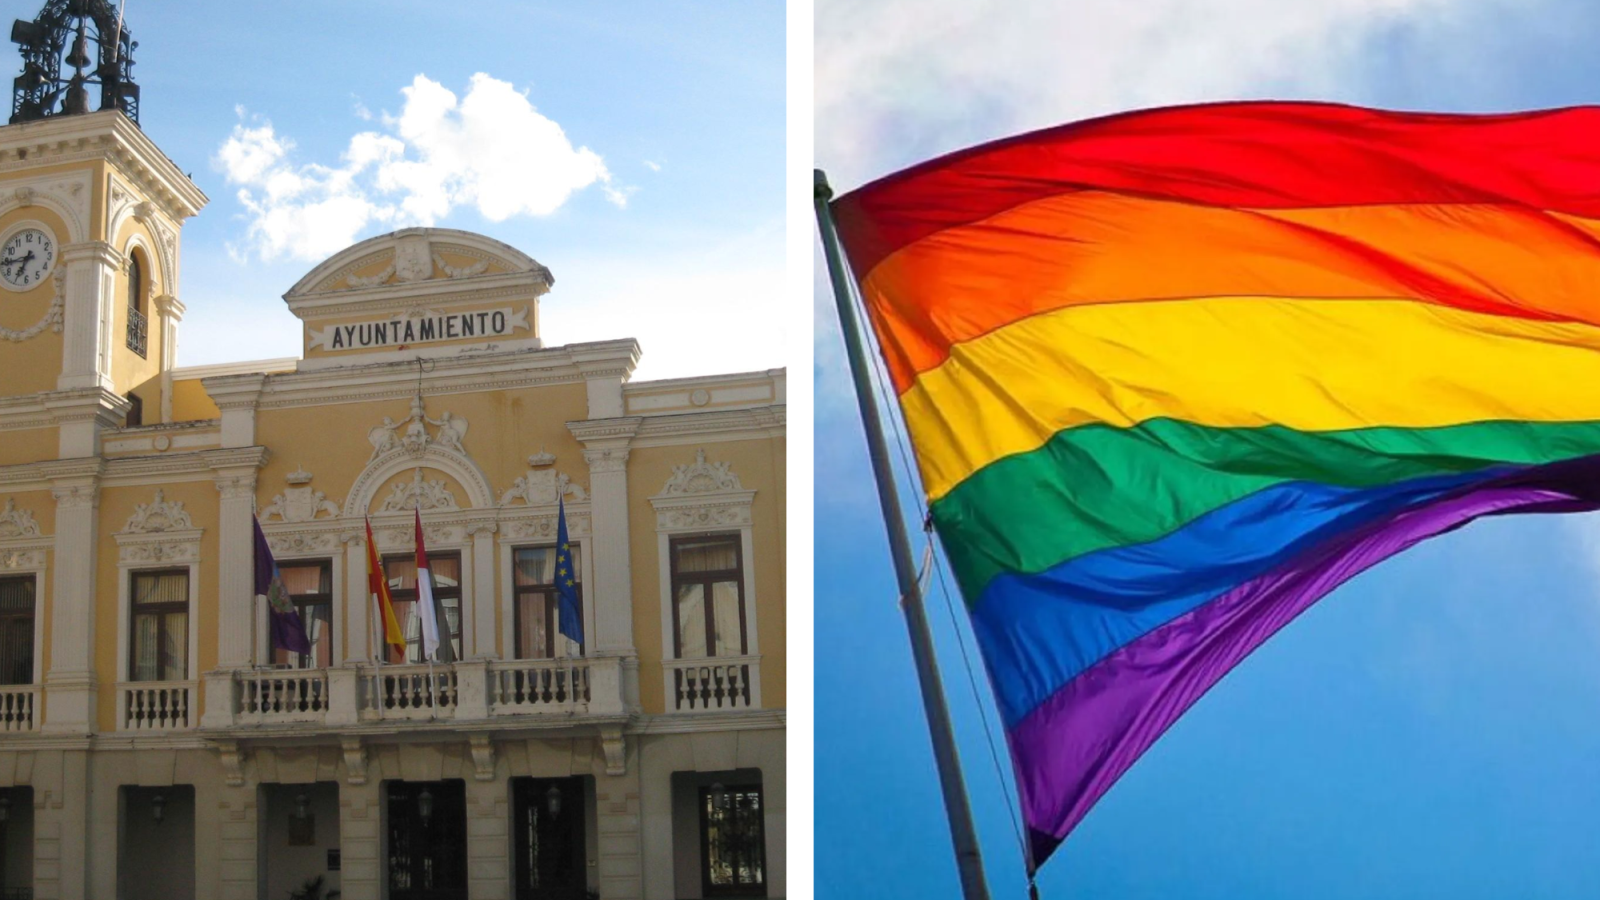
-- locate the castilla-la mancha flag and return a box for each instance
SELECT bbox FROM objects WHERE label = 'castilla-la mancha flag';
[415,508,454,663]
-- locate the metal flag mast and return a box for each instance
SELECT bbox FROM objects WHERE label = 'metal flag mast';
[814,169,994,900]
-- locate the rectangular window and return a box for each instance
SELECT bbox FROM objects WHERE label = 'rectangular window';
[671,535,746,659]
[273,560,334,669]
[0,576,34,686]
[700,783,766,897]
[130,569,188,681]
[383,553,462,663]
[513,545,583,659]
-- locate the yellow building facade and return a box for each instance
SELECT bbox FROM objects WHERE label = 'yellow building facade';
[0,108,785,900]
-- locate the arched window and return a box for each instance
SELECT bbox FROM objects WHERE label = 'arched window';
[124,252,147,358]
[128,252,143,314]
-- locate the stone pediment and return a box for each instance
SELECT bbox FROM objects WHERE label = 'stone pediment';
[285,228,554,368]
[285,228,553,301]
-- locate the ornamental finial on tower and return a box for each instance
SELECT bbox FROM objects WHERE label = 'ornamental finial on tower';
[9,0,139,126]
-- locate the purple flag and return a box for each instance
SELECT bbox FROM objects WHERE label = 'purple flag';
[253,514,311,656]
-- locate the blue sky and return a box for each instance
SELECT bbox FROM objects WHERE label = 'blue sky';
[72,0,784,380]
[816,1,1600,897]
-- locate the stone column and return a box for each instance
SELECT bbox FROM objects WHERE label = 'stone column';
[596,754,644,900]
[152,293,184,424]
[43,476,99,734]
[202,460,265,729]
[214,469,258,667]
[465,771,511,900]
[35,747,93,900]
[468,522,497,657]
[197,781,258,900]
[344,533,371,662]
[338,760,383,900]
[55,241,120,393]
[581,444,637,659]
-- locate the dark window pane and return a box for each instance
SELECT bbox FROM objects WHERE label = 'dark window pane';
[0,576,33,686]
[701,784,766,897]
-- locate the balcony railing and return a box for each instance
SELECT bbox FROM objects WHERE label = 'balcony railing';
[0,686,37,732]
[665,655,760,712]
[489,658,590,715]
[360,664,458,721]
[118,681,195,731]
[203,656,625,730]
[125,304,147,357]
[237,668,329,724]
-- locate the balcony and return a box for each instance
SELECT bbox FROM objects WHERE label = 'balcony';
[0,685,38,732]
[117,681,196,731]
[665,655,761,713]
[202,656,624,732]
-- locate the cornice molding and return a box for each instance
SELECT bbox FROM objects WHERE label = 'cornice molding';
[237,341,640,412]
[0,111,208,221]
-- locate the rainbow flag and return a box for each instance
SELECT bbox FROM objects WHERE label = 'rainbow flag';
[830,101,1600,869]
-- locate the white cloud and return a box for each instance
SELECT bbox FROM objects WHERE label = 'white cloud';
[216,73,622,262]
[644,160,662,172]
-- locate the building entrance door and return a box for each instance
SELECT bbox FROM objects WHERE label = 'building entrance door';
[513,777,587,900]
[386,780,467,900]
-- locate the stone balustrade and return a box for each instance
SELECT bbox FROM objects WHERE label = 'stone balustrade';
[664,655,760,712]
[0,686,37,732]
[177,655,630,732]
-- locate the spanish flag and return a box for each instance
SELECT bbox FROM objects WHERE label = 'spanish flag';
[831,101,1600,868]
[365,516,405,658]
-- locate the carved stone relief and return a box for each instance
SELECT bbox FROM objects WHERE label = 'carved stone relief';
[378,469,460,513]
[260,468,342,523]
[368,391,469,461]
[124,489,194,533]
[0,499,40,538]
[500,468,587,507]
[659,449,743,495]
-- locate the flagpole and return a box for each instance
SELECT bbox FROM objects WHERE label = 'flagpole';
[815,168,992,900]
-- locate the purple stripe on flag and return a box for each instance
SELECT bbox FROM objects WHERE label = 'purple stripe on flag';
[1008,454,1600,870]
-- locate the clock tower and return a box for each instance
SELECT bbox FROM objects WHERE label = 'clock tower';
[0,0,205,455]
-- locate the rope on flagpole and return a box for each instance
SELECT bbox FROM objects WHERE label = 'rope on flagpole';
[833,170,1034,884]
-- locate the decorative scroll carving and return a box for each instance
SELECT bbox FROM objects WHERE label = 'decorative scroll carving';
[268,532,341,555]
[433,252,489,279]
[0,550,43,570]
[0,499,40,538]
[49,482,96,509]
[377,524,462,547]
[118,540,199,564]
[469,734,495,781]
[582,448,629,474]
[378,469,459,512]
[658,505,752,530]
[0,265,65,342]
[341,736,368,785]
[599,725,626,776]
[216,739,246,787]
[214,475,257,501]
[346,259,396,288]
[500,468,587,507]
[124,489,193,533]
[659,449,742,495]
[502,513,590,541]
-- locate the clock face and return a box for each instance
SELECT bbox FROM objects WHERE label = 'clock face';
[0,228,54,291]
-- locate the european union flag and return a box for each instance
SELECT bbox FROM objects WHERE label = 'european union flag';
[555,497,583,646]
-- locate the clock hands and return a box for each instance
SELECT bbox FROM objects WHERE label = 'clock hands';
[7,250,35,279]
